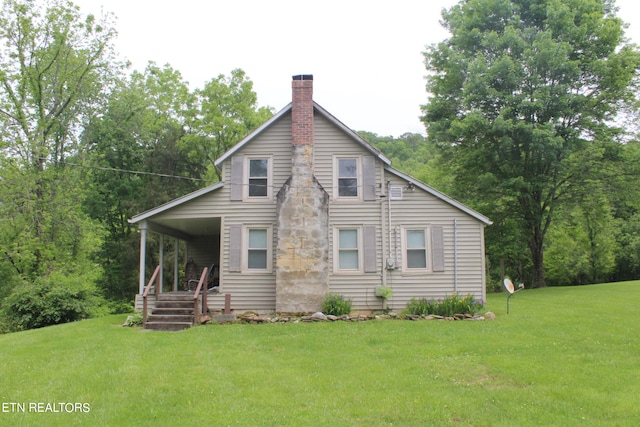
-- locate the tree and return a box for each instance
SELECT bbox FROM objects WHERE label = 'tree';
[183,69,273,181]
[0,0,117,327]
[422,0,640,287]
[545,186,617,285]
[0,0,117,168]
[83,63,203,301]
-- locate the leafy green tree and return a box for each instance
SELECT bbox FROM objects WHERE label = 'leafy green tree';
[422,0,640,287]
[183,69,273,181]
[545,188,617,285]
[0,0,116,298]
[608,139,640,280]
[83,63,203,301]
[0,0,117,169]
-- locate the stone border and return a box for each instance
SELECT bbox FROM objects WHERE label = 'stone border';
[201,311,496,324]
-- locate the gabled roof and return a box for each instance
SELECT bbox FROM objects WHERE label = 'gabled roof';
[215,101,392,167]
[385,166,492,225]
[129,182,224,225]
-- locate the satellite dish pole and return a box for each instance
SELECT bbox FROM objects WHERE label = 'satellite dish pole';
[503,278,524,314]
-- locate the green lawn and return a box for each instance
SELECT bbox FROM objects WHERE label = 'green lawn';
[1,281,638,426]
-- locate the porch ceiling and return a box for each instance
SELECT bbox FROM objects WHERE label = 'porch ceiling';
[147,217,221,240]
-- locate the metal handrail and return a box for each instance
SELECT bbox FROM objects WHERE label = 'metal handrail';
[142,265,161,326]
[192,267,209,325]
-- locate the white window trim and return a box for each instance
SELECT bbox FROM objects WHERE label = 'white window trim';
[333,226,364,274]
[241,224,273,273]
[243,155,273,201]
[333,155,363,201]
[401,226,432,273]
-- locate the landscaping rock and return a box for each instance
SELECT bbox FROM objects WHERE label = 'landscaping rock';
[212,314,236,324]
[311,312,328,321]
[214,310,490,325]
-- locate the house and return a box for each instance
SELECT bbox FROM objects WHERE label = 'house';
[130,75,491,315]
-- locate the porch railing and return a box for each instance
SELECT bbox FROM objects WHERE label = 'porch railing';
[193,267,209,325]
[142,265,161,326]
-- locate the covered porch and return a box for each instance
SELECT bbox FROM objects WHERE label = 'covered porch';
[135,216,221,296]
[128,183,225,301]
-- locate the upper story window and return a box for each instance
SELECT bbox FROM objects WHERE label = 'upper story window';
[229,155,273,201]
[248,158,268,197]
[338,158,358,197]
[333,156,362,200]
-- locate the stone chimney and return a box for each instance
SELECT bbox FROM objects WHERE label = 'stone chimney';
[275,75,329,314]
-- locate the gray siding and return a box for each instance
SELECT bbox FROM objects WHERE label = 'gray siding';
[379,172,487,311]
[138,109,487,313]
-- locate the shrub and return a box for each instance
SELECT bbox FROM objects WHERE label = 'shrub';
[123,311,144,327]
[2,273,103,332]
[405,293,484,317]
[321,293,352,316]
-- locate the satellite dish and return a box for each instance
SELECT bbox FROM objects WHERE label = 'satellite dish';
[503,278,515,294]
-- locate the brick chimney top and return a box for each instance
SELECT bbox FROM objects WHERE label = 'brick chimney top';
[291,74,314,145]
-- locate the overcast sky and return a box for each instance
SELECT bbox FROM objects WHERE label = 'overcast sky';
[73,0,640,137]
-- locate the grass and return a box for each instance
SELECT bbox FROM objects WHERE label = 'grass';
[0,281,638,426]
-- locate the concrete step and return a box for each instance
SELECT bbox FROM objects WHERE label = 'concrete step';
[152,307,193,315]
[144,321,193,331]
[155,300,194,309]
[156,292,195,302]
[143,292,203,331]
[147,314,193,323]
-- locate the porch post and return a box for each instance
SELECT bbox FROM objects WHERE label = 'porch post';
[174,238,179,292]
[139,223,148,295]
[159,234,164,294]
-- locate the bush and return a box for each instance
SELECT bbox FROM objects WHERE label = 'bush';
[2,273,103,332]
[122,311,144,327]
[321,293,352,316]
[405,293,484,317]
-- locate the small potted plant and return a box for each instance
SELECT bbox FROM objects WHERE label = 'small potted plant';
[375,286,393,312]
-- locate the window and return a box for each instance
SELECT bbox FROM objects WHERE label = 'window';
[334,227,362,272]
[247,228,268,269]
[402,227,430,271]
[334,156,361,199]
[248,158,268,197]
[338,158,358,197]
[230,155,273,201]
[236,225,272,273]
[406,230,427,269]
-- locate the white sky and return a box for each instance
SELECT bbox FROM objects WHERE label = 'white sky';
[73,0,640,137]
